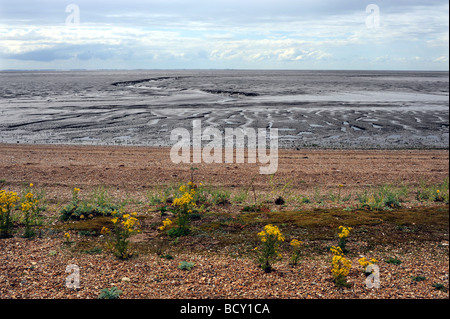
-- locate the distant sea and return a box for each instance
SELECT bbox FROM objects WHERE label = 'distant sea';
[0,70,448,149]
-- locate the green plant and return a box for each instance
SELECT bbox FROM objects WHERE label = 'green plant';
[357,185,408,211]
[148,192,163,206]
[78,230,97,236]
[385,257,402,265]
[168,227,190,238]
[338,184,344,202]
[210,188,231,206]
[60,187,118,221]
[158,217,188,238]
[411,275,426,282]
[178,261,195,271]
[20,186,44,238]
[313,187,323,204]
[416,178,449,204]
[98,286,123,299]
[233,189,249,203]
[301,196,311,204]
[432,283,447,292]
[48,250,57,256]
[337,226,352,253]
[90,186,118,214]
[256,224,285,273]
[82,247,103,255]
[289,239,302,266]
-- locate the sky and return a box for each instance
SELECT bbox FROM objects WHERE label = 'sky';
[0,0,448,70]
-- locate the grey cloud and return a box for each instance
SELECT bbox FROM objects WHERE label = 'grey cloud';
[1,0,448,27]
[3,44,129,62]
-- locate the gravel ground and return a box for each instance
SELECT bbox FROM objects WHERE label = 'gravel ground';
[0,144,448,300]
[0,236,448,299]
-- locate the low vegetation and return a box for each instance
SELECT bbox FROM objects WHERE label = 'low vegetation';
[0,175,448,294]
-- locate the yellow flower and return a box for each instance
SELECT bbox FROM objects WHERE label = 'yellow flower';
[163,218,172,226]
[158,218,173,231]
[64,232,71,241]
[338,226,352,239]
[258,224,285,242]
[358,256,378,269]
[358,257,370,268]
[437,189,440,194]
[338,184,344,188]
[0,190,19,208]
[290,239,302,247]
[74,188,80,193]
[330,246,343,256]
[331,254,352,279]
[29,183,34,187]
[111,217,119,224]
[100,227,110,235]
[21,202,33,212]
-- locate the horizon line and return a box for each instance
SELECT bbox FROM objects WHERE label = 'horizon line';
[1,68,449,72]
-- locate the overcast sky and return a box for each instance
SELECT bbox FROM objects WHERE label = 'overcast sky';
[0,0,448,70]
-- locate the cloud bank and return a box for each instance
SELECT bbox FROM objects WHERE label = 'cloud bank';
[0,0,448,70]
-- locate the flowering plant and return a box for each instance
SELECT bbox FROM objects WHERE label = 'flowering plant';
[290,239,303,266]
[0,190,19,238]
[337,225,352,252]
[21,189,41,238]
[64,232,71,244]
[330,245,352,287]
[108,211,141,259]
[256,224,285,272]
[358,257,378,275]
[170,183,198,236]
[158,218,173,231]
